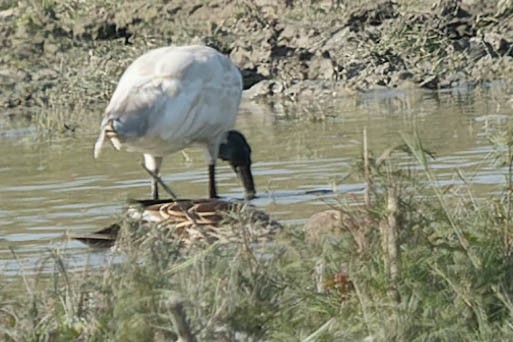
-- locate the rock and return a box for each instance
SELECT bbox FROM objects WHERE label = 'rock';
[346,1,398,32]
[243,80,275,99]
[467,37,495,61]
[323,27,352,51]
[240,68,267,90]
[419,75,439,90]
[230,46,256,69]
[308,54,335,80]
[484,32,513,56]
[390,71,415,89]
[452,37,471,51]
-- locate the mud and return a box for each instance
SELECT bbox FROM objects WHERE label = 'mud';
[2,0,513,129]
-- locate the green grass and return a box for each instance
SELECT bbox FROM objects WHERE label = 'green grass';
[3,129,513,341]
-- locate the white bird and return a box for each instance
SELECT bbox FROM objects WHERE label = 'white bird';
[93,45,256,200]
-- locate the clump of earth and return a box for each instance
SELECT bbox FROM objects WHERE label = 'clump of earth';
[1,0,513,132]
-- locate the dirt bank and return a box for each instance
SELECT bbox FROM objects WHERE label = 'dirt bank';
[1,0,513,132]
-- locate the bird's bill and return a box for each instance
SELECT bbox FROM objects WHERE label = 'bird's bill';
[236,164,256,200]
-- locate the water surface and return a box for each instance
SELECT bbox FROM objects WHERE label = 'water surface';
[1,87,511,275]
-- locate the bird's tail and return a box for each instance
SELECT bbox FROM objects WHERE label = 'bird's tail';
[93,127,106,159]
[94,119,122,159]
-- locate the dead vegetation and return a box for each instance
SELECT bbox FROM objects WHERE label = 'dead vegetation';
[3,127,513,340]
[2,0,513,134]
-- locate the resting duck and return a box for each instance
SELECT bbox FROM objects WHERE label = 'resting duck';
[70,198,281,248]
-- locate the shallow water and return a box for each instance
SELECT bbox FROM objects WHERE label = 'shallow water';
[1,87,512,275]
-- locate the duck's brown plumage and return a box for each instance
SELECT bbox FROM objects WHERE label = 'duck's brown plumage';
[71,198,280,248]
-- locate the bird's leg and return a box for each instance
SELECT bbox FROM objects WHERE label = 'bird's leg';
[208,163,218,198]
[152,180,159,200]
[205,140,221,199]
[143,154,163,199]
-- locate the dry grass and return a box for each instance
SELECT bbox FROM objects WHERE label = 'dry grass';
[3,0,513,136]
[3,127,513,340]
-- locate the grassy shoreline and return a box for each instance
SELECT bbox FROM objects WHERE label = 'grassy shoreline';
[2,130,513,341]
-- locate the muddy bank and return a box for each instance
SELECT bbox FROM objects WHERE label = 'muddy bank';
[1,0,513,131]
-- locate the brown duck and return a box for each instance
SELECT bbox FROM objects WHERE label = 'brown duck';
[70,198,281,248]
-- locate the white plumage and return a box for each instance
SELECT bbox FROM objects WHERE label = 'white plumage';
[94,45,248,199]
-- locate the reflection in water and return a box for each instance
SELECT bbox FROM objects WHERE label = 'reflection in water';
[0,87,512,274]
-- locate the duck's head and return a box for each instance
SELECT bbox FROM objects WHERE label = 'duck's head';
[218,130,256,200]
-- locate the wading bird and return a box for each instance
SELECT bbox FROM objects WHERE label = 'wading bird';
[93,45,255,200]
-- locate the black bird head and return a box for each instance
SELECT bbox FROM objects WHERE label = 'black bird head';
[218,130,256,200]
